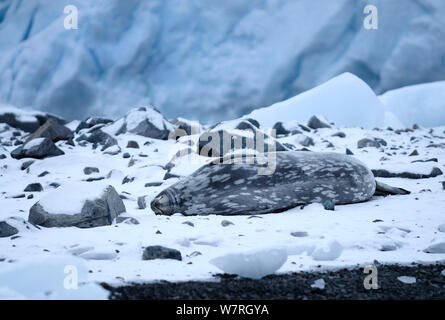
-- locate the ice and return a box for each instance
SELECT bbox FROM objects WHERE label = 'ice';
[311,279,326,290]
[424,242,445,254]
[0,256,108,300]
[397,276,416,284]
[209,248,288,279]
[311,241,343,261]
[38,181,110,215]
[1,1,445,122]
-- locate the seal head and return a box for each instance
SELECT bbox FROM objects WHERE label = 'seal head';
[150,189,180,215]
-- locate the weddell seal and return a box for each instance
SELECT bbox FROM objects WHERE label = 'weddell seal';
[150,151,409,216]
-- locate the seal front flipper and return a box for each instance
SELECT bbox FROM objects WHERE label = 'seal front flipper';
[374,180,410,197]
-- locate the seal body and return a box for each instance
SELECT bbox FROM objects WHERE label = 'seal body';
[151,152,376,216]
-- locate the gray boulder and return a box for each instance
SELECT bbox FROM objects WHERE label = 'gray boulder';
[25,118,73,143]
[76,129,117,151]
[28,183,126,228]
[11,137,64,159]
[0,108,66,133]
[142,245,182,261]
[307,115,332,129]
[357,138,380,149]
[0,221,19,238]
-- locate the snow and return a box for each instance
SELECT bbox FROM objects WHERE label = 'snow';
[311,241,343,262]
[0,104,43,123]
[397,276,416,284]
[38,181,110,215]
[209,248,288,279]
[22,137,45,150]
[1,1,445,122]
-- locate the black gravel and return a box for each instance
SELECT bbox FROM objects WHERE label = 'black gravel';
[103,263,445,300]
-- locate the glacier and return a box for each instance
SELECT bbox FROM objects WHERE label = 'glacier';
[0,0,445,122]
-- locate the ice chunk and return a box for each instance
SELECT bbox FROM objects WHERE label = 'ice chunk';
[210,248,288,279]
[397,276,416,284]
[311,241,343,261]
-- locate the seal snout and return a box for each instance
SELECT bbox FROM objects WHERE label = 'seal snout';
[150,192,174,215]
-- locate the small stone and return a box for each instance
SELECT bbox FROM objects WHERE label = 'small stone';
[182,221,194,227]
[291,231,308,237]
[221,220,234,227]
[137,196,147,209]
[0,221,19,238]
[188,251,202,257]
[357,138,379,149]
[345,148,354,155]
[0,154,6,159]
[115,217,139,225]
[83,167,100,175]
[441,181,445,190]
[38,171,50,177]
[307,116,331,129]
[122,176,135,184]
[332,132,346,138]
[145,182,163,187]
[24,183,43,192]
[126,141,139,149]
[322,199,335,211]
[409,149,419,156]
[122,152,131,159]
[142,246,182,261]
[21,160,34,171]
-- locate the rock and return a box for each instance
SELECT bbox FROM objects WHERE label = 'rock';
[137,196,147,209]
[409,149,419,156]
[372,167,443,179]
[75,117,113,133]
[0,107,66,133]
[411,158,438,163]
[107,107,174,140]
[122,176,135,184]
[294,134,314,147]
[442,181,445,190]
[437,224,445,233]
[0,154,6,159]
[24,183,43,192]
[290,231,308,237]
[126,140,139,149]
[374,138,387,146]
[332,132,346,138]
[145,182,163,187]
[25,118,73,144]
[272,122,290,135]
[221,220,234,227]
[142,246,182,261]
[357,138,379,149]
[75,129,117,151]
[115,216,140,225]
[322,199,335,211]
[11,138,64,160]
[0,221,19,238]
[28,182,126,228]
[307,115,331,129]
[122,152,131,159]
[346,148,354,155]
[38,171,50,177]
[83,167,100,175]
[182,221,194,227]
[424,242,445,254]
[163,171,180,180]
[21,160,34,170]
[103,145,121,155]
[197,122,287,157]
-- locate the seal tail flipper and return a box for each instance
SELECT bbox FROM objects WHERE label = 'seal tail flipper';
[374,180,411,197]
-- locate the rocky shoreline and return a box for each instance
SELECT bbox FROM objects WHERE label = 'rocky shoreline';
[103,263,445,300]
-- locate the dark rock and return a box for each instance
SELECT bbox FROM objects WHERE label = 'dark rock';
[122,176,135,184]
[0,221,19,238]
[272,122,290,135]
[291,231,308,237]
[115,216,140,225]
[163,171,180,180]
[0,110,65,133]
[76,129,117,151]
[85,177,105,182]
[322,199,335,211]
[307,116,331,129]
[411,158,437,163]
[182,221,194,227]
[11,138,64,160]
[346,148,354,155]
[126,141,139,149]
[409,150,419,156]
[441,181,445,190]
[24,183,43,192]
[221,220,234,227]
[38,171,50,177]
[49,182,60,188]
[25,118,73,144]
[83,167,100,175]
[28,185,126,228]
[123,152,131,159]
[142,246,182,261]
[11,194,25,199]
[27,194,34,199]
[357,138,379,149]
[137,196,147,209]
[332,132,346,138]
[0,154,6,159]
[21,160,34,170]
[75,117,113,133]
[372,167,443,179]
[145,182,163,187]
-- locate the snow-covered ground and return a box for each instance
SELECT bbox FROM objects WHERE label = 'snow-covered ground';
[0,74,445,299]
